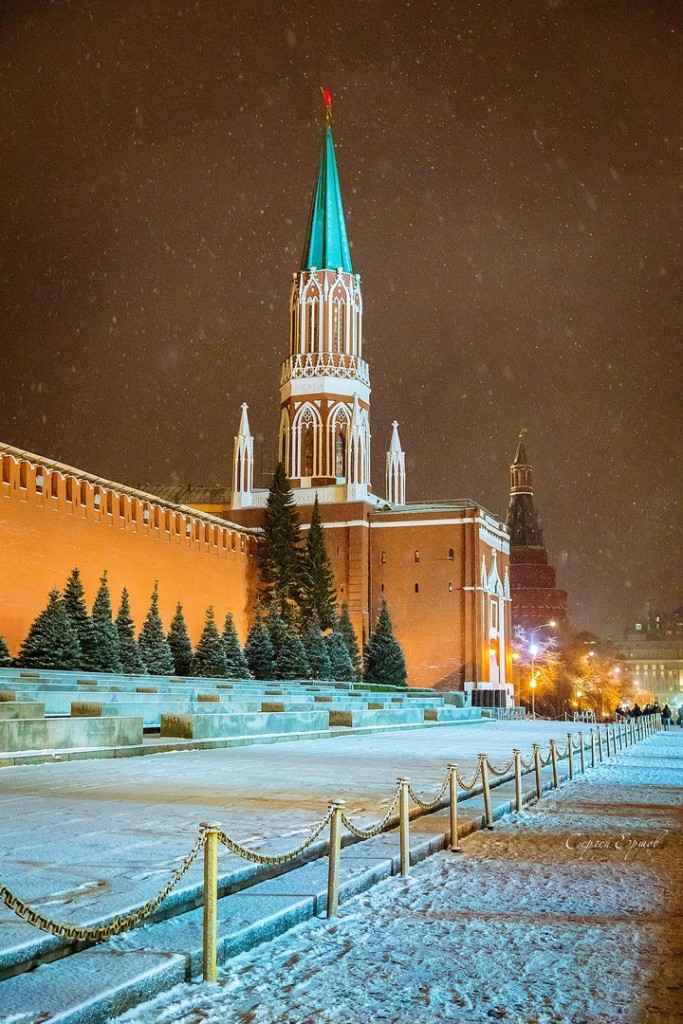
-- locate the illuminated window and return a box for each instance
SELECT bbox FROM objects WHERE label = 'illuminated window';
[448,582,453,592]
[380,551,387,564]
[93,489,102,510]
[414,551,420,562]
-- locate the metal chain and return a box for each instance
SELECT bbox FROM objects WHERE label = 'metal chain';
[407,774,450,811]
[0,828,206,943]
[486,758,515,778]
[217,808,333,866]
[456,764,481,791]
[341,788,402,839]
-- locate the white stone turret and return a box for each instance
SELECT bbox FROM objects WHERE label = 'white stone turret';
[385,420,406,505]
[231,403,254,509]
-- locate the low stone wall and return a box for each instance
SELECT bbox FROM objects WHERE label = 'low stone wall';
[160,710,331,740]
[0,716,144,753]
[0,702,45,720]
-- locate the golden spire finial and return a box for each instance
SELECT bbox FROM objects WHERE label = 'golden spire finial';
[519,427,528,440]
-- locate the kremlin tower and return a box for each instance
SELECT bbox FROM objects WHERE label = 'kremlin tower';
[506,434,568,632]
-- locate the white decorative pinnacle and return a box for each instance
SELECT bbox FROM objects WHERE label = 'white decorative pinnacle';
[386,420,406,505]
[232,402,254,508]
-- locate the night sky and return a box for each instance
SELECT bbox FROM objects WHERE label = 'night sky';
[1,1,681,637]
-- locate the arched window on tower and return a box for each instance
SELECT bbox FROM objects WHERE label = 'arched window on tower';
[335,430,346,478]
[302,424,315,477]
[307,295,318,353]
[332,299,344,354]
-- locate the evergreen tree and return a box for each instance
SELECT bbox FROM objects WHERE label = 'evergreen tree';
[138,582,174,675]
[116,588,146,674]
[222,612,250,679]
[303,615,332,680]
[265,601,288,663]
[276,627,311,680]
[90,571,122,673]
[338,604,362,679]
[326,627,355,682]
[363,600,407,687]
[244,618,276,680]
[18,590,80,670]
[167,602,193,676]
[299,495,336,629]
[257,462,302,612]
[192,607,228,678]
[62,567,93,669]
[0,634,11,667]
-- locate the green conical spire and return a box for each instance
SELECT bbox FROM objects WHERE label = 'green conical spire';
[301,125,353,274]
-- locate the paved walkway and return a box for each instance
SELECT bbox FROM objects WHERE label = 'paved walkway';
[119,730,683,1024]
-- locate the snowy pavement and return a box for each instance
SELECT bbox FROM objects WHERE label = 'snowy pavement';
[0,719,587,946]
[117,730,683,1024]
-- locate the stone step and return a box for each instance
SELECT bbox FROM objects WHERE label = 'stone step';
[160,709,332,740]
[0,716,143,754]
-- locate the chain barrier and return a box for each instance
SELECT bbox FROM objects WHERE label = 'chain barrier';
[407,775,450,811]
[456,763,481,791]
[0,827,207,943]
[486,758,515,778]
[217,808,333,866]
[519,753,535,770]
[341,787,401,838]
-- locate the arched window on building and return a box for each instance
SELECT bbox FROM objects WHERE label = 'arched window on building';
[447,548,454,560]
[332,298,344,354]
[335,430,346,478]
[302,425,315,477]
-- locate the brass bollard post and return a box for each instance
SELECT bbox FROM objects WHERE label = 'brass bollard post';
[550,739,559,788]
[590,729,596,769]
[201,820,222,983]
[567,733,574,780]
[513,749,523,811]
[479,755,493,828]
[578,731,585,774]
[398,778,411,876]
[447,764,461,851]
[326,800,345,918]
[533,743,542,799]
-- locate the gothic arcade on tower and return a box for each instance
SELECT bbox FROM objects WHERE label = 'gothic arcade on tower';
[225,108,513,695]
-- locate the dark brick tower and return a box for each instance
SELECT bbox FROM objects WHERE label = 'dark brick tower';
[506,435,568,631]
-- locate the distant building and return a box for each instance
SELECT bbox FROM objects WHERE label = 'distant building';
[505,436,568,633]
[618,605,683,707]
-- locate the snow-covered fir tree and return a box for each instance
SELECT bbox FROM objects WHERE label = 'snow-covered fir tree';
[338,604,362,679]
[192,607,228,678]
[222,612,250,679]
[62,567,93,669]
[18,590,80,670]
[115,588,145,675]
[138,582,174,676]
[363,600,407,687]
[326,626,355,682]
[167,602,194,677]
[244,618,276,680]
[276,627,311,680]
[265,601,288,664]
[303,615,332,680]
[90,571,122,673]
[0,634,11,667]
[299,495,336,629]
[258,462,302,614]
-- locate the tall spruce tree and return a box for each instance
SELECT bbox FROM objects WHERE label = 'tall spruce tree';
[363,600,407,687]
[90,571,122,673]
[276,627,311,681]
[18,590,80,670]
[265,601,288,664]
[303,615,332,680]
[257,462,302,614]
[222,612,250,679]
[338,604,362,679]
[192,607,228,678]
[116,588,145,674]
[167,602,193,677]
[300,495,336,629]
[245,618,276,680]
[138,582,174,675]
[326,627,355,682]
[0,634,11,667]
[62,567,93,669]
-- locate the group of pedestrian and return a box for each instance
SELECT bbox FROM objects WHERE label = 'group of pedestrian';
[617,701,682,729]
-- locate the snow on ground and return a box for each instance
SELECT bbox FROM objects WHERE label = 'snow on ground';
[119,732,683,1024]
[0,720,588,932]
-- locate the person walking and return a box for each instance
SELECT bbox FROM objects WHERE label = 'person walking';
[661,704,672,731]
